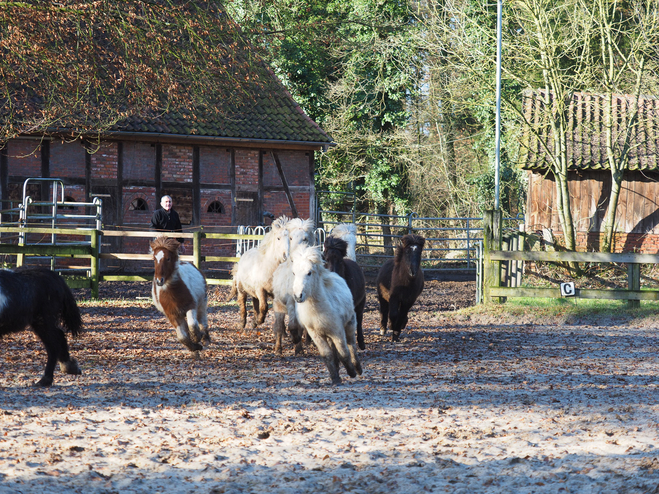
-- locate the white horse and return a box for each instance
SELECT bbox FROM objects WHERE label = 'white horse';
[228,216,290,330]
[271,217,315,355]
[329,223,358,261]
[291,246,362,385]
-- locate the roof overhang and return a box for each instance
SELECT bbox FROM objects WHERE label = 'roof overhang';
[17,131,336,152]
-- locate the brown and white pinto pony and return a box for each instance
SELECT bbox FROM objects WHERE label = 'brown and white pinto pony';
[151,236,209,352]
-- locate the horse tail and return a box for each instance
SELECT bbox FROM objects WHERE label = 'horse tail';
[227,279,237,302]
[58,276,83,337]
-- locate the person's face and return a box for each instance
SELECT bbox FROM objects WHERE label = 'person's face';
[161,197,172,211]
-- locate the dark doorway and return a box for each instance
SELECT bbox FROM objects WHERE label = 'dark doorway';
[234,192,260,226]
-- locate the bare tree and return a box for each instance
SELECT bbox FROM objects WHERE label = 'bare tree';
[587,0,658,252]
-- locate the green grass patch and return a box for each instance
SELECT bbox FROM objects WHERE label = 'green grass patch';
[445,297,659,327]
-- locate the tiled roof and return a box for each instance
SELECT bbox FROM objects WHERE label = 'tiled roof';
[0,2,332,147]
[520,90,659,171]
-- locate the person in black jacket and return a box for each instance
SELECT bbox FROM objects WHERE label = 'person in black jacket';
[150,195,185,251]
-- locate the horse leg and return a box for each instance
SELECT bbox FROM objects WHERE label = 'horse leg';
[392,301,413,342]
[236,290,248,331]
[286,304,306,355]
[355,298,366,350]
[186,310,204,345]
[33,322,79,387]
[174,320,203,351]
[251,296,261,329]
[198,297,211,345]
[378,296,389,336]
[309,333,342,385]
[343,315,363,376]
[255,289,269,327]
[272,310,286,356]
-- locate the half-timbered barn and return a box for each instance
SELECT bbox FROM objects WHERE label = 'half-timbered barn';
[0,2,332,259]
[521,90,659,253]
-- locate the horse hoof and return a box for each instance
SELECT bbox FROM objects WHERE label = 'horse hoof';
[184,342,203,352]
[331,377,343,385]
[60,359,82,375]
[392,332,401,342]
[35,377,53,387]
[379,328,387,336]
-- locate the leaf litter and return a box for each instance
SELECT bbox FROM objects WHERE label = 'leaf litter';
[1,281,659,493]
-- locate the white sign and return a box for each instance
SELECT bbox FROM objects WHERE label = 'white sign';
[560,282,576,297]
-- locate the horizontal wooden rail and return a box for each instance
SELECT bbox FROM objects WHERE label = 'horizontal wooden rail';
[490,250,659,264]
[0,244,91,256]
[0,225,257,299]
[490,286,659,301]
[0,226,94,236]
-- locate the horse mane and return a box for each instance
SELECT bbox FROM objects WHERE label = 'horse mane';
[294,245,324,266]
[395,234,426,263]
[150,236,181,255]
[324,236,348,258]
[287,217,315,239]
[330,223,357,238]
[258,215,290,253]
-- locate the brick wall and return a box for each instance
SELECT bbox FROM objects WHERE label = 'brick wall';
[262,150,310,187]
[90,142,118,180]
[162,144,193,182]
[123,142,156,181]
[200,146,231,184]
[50,140,86,178]
[235,149,259,192]
[7,140,42,177]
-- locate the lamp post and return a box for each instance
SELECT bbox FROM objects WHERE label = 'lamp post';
[494,0,502,210]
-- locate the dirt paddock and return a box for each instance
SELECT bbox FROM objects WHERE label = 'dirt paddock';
[2,279,659,493]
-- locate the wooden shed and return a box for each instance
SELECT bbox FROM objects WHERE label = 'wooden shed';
[521,90,659,253]
[0,2,332,258]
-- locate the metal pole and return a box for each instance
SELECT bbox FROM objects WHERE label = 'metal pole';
[494,0,503,210]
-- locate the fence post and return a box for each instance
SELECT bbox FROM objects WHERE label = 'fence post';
[193,230,202,268]
[483,209,502,304]
[90,228,100,300]
[628,263,641,309]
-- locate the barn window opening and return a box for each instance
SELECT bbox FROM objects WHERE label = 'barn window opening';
[61,196,76,210]
[129,198,149,211]
[207,201,224,214]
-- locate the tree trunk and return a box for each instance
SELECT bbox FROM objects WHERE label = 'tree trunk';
[601,170,622,253]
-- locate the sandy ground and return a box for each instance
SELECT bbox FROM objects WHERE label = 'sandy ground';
[2,280,659,493]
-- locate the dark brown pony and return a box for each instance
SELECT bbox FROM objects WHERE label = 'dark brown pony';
[151,236,210,352]
[376,234,425,342]
[323,236,366,350]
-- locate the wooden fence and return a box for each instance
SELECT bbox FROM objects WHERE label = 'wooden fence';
[0,226,262,299]
[482,210,659,307]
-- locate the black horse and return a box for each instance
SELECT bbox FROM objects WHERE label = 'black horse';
[0,268,83,386]
[323,236,367,350]
[376,234,425,342]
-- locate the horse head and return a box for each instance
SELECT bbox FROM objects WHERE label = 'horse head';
[150,236,181,287]
[260,216,290,262]
[292,245,323,304]
[286,217,316,257]
[398,234,426,277]
[323,236,348,276]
